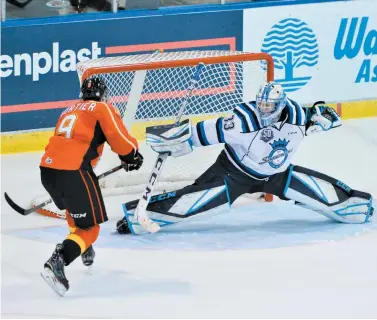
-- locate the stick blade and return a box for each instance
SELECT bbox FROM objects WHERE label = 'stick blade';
[137,216,161,233]
[4,192,27,215]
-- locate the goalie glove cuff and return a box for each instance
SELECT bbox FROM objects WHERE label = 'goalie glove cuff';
[306,105,342,136]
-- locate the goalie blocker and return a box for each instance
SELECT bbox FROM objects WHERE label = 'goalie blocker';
[118,120,374,234]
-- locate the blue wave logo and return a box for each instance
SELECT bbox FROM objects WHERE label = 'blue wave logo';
[261,18,319,92]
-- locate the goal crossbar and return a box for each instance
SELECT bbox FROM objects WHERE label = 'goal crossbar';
[79,52,274,82]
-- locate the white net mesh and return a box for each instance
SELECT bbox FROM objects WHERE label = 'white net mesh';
[76,51,273,195]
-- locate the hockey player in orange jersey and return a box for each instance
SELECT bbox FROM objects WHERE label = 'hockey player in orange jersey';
[40,77,143,296]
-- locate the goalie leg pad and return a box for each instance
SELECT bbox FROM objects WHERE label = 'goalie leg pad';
[122,180,231,235]
[284,165,373,223]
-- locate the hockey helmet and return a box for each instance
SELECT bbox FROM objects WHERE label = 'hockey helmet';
[256,82,287,127]
[80,77,109,102]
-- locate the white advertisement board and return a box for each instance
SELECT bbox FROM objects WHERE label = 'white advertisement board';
[243,0,377,103]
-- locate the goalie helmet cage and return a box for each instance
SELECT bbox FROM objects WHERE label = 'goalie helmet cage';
[76,51,274,197]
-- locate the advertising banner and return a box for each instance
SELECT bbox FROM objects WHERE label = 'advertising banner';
[243,0,377,103]
[1,10,242,132]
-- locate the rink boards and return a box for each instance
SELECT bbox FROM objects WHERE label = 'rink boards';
[2,99,376,154]
[1,0,376,154]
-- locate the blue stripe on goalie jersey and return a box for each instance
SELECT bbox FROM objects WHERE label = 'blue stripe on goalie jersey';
[196,121,210,146]
[225,144,269,178]
[285,99,295,124]
[234,103,260,132]
[304,106,315,126]
[237,102,261,131]
[246,102,262,130]
[287,99,306,126]
[216,118,225,143]
[285,98,306,125]
[304,108,311,123]
[233,108,250,133]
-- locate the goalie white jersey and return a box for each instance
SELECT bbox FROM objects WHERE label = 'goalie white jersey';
[191,98,308,178]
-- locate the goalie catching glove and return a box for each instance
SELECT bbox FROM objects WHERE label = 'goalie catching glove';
[306,101,342,135]
[119,149,144,171]
[146,119,193,157]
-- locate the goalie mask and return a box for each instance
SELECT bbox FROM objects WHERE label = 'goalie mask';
[256,82,287,127]
[80,77,109,102]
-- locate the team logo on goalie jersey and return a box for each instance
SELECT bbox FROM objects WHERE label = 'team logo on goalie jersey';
[260,139,290,169]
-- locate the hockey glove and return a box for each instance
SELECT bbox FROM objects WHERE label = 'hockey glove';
[306,102,342,136]
[146,119,193,158]
[119,150,143,172]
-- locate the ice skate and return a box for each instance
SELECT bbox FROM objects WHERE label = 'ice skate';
[41,244,69,296]
[81,245,95,267]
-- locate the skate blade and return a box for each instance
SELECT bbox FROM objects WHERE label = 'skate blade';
[41,268,68,297]
[87,265,93,275]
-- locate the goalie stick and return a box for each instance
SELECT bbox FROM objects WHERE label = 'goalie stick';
[133,62,205,233]
[4,164,125,217]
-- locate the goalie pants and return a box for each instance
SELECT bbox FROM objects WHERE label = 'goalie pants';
[193,150,289,202]
[132,150,289,216]
[40,167,108,230]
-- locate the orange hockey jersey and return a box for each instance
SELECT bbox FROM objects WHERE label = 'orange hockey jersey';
[40,100,138,170]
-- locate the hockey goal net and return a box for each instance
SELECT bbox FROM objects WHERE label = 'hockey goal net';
[76,51,274,197]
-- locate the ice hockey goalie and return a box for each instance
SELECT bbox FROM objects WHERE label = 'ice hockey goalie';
[117,81,374,235]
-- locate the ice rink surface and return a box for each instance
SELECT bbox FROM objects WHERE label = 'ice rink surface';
[1,118,377,318]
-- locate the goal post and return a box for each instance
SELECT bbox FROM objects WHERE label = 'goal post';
[76,51,275,196]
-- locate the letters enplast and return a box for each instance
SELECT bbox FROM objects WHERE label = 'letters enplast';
[0,42,101,81]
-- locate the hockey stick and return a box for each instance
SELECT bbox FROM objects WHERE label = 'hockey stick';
[133,62,205,233]
[4,164,125,217]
